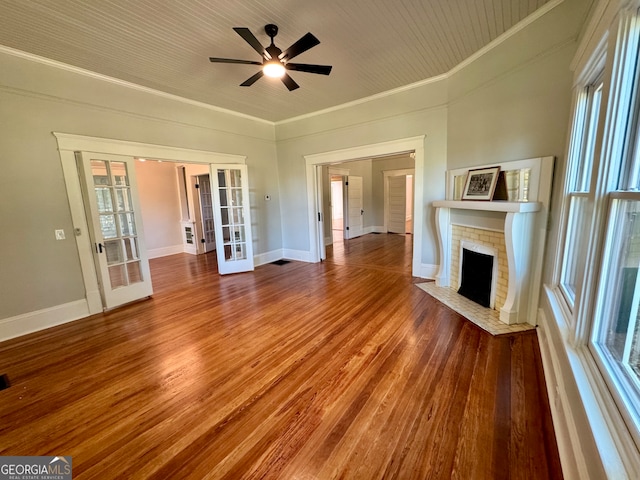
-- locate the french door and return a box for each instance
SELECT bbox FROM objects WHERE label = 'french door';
[346,175,364,239]
[211,164,254,274]
[196,174,216,253]
[77,152,153,309]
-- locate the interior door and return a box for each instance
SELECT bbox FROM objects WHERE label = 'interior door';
[346,175,364,239]
[388,175,407,233]
[197,175,216,253]
[77,152,153,309]
[211,164,254,274]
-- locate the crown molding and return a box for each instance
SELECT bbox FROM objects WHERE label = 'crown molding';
[1,0,568,127]
[0,45,273,126]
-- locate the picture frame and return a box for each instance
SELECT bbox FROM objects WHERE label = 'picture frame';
[461,166,501,201]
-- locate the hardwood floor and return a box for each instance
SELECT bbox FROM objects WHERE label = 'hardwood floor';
[0,234,562,479]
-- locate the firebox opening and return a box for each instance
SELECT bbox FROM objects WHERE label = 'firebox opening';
[458,248,494,308]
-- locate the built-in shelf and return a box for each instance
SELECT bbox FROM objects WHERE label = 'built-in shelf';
[432,200,541,213]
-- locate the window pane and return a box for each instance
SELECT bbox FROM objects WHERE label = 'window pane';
[94,187,113,213]
[91,160,110,186]
[111,162,129,186]
[228,169,242,187]
[118,213,136,237]
[127,261,143,284]
[108,264,127,289]
[593,199,640,412]
[560,194,591,305]
[99,214,117,239]
[576,83,602,191]
[115,188,133,212]
[123,237,139,261]
[104,240,123,265]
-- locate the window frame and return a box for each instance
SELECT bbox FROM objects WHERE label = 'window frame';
[549,4,640,474]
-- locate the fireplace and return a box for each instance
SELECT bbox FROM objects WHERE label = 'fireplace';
[428,157,555,326]
[458,241,498,309]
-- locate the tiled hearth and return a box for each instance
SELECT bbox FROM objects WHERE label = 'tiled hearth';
[415,281,535,336]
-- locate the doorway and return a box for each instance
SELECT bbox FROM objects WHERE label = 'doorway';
[55,133,253,315]
[385,169,415,235]
[330,176,344,242]
[305,136,424,275]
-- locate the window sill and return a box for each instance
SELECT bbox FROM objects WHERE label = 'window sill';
[540,284,640,479]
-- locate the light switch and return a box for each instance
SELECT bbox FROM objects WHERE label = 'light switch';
[55,229,65,240]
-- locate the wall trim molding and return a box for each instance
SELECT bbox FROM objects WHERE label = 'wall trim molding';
[54,132,246,165]
[276,0,566,125]
[0,45,272,126]
[283,249,314,263]
[147,245,185,259]
[418,263,438,280]
[0,300,89,343]
[254,249,285,266]
[0,0,567,127]
[539,285,640,478]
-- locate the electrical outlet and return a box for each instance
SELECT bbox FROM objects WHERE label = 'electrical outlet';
[55,229,65,240]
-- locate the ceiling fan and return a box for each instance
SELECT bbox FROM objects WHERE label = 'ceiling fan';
[209,24,332,91]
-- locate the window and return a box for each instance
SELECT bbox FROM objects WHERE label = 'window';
[555,6,640,455]
[591,42,640,442]
[560,80,603,309]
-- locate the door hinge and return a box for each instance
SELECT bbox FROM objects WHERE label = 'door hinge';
[346,226,350,230]
[201,238,206,243]
[318,212,321,222]
[195,184,200,189]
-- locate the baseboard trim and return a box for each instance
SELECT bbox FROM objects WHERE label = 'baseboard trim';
[417,263,438,279]
[148,244,185,259]
[536,308,583,480]
[283,249,314,263]
[254,249,285,266]
[0,300,90,343]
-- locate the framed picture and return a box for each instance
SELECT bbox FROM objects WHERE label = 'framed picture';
[461,166,501,201]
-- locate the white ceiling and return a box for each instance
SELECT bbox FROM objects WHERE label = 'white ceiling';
[0,0,555,123]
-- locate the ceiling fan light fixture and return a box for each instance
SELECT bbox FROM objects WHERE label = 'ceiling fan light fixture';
[263,60,285,78]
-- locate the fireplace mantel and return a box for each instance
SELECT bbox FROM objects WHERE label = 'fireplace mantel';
[432,157,554,326]
[434,202,539,325]
[432,200,541,213]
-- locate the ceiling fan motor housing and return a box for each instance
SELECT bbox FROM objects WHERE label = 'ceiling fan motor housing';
[265,24,279,39]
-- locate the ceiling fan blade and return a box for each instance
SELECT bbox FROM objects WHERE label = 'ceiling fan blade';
[233,27,269,59]
[240,70,264,87]
[209,57,262,65]
[279,32,320,61]
[281,73,300,91]
[285,63,332,75]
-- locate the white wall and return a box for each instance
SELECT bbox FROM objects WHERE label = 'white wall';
[135,160,183,257]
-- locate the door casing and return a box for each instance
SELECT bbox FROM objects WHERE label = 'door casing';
[305,136,425,277]
[55,132,246,315]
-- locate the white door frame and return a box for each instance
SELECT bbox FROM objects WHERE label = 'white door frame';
[384,168,415,233]
[54,132,245,315]
[305,136,425,277]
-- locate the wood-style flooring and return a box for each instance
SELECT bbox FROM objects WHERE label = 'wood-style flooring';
[0,233,562,479]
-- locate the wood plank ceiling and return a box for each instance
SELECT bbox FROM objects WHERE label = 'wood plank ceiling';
[0,0,554,122]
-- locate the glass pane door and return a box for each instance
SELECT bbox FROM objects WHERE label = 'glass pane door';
[211,165,254,274]
[79,153,153,309]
